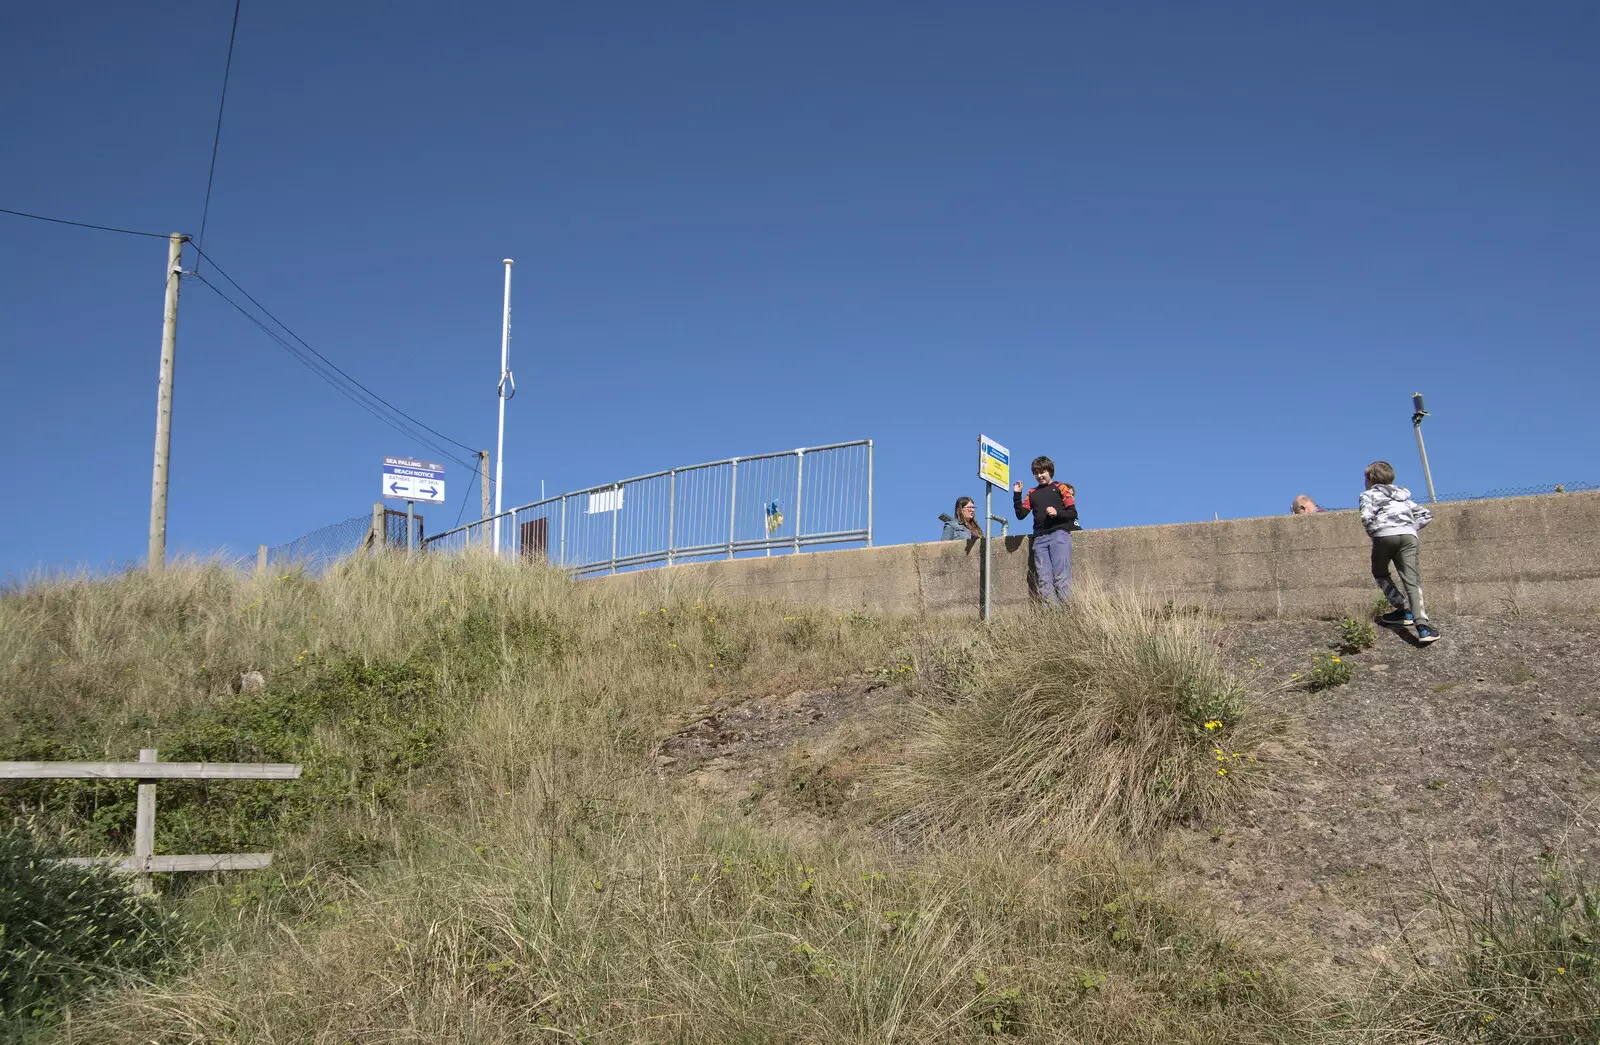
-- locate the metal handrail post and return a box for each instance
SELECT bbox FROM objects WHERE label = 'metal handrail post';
[727,457,738,560]
[793,449,804,554]
[610,484,620,574]
[559,495,567,567]
[866,439,873,546]
[667,469,676,566]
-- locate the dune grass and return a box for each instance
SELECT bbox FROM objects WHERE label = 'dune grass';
[7,553,1549,1043]
[884,584,1273,845]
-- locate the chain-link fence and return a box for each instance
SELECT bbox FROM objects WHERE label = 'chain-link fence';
[423,440,874,575]
[1312,482,1596,512]
[260,514,374,573]
[1434,481,1597,502]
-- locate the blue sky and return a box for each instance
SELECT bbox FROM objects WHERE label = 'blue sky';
[2,1,1596,577]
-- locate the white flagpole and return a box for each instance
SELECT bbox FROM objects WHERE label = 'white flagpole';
[493,259,514,555]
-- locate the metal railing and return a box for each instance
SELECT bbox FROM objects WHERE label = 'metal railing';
[422,439,873,575]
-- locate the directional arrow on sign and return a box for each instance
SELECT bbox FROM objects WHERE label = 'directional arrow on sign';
[421,486,438,498]
[390,481,405,494]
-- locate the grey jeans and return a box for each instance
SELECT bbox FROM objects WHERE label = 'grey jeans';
[1371,533,1427,622]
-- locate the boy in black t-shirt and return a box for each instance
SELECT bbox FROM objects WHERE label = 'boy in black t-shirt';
[1013,455,1078,604]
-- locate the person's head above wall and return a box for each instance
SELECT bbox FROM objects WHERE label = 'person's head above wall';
[1291,495,1323,514]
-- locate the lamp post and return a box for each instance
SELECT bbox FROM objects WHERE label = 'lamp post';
[1411,393,1438,504]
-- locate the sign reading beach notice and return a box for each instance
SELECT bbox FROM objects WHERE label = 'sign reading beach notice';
[382,456,446,504]
[978,434,1009,489]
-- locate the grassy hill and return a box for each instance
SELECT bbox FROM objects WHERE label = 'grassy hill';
[2,555,1597,1043]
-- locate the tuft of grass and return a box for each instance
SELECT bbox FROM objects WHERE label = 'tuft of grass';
[883,585,1261,844]
[1371,855,1600,1043]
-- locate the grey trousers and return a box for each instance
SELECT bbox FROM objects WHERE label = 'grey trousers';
[1371,533,1428,622]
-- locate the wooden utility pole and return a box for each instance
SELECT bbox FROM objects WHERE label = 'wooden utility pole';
[479,451,492,546]
[148,233,188,574]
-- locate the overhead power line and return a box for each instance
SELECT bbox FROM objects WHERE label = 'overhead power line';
[187,243,484,461]
[192,271,484,477]
[3,203,489,491]
[453,465,481,529]
[196,0,243,272]
[0,206,172,239]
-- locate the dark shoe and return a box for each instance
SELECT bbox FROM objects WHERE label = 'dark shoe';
[1377,609,1414,627]
[1415,623,1441,644]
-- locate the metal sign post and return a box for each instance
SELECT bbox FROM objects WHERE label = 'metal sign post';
[978,435,1011,622]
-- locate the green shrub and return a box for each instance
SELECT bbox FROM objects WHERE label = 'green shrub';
[3,656,450,866]
[1305,652,1354,691]
[1336,615,1377,652]
[0,827,191,1024]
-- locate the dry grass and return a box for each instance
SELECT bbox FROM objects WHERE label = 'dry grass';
[883,584,1269,845]
[68,810,1325,1044]
[1,557,1362,1043]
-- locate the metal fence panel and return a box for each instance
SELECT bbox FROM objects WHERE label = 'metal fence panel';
[422,439,874,575]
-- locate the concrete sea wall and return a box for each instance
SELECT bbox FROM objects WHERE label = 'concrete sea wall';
[600,491,1600,619]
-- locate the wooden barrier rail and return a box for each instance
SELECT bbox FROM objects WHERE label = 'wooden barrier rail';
[0,748,302,893]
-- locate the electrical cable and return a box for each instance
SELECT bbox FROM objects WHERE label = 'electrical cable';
[192,272,482,475]
[187,243,487,463]
[0,206,171,239]
[195,271,475,470]
[196,0,244,274]
[3,203,494,489]
[452,466,480,529]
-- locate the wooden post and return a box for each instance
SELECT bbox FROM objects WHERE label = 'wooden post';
[148,234,187,574]
[256,544,268,576]
[479,450,492,548]
[371,502,386,553]
[134,748,157,894]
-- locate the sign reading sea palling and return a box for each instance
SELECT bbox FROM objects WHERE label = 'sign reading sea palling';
[382,456,446,504]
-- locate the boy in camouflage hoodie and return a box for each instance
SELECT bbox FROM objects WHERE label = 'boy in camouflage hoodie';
[1359,460,1440,644]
